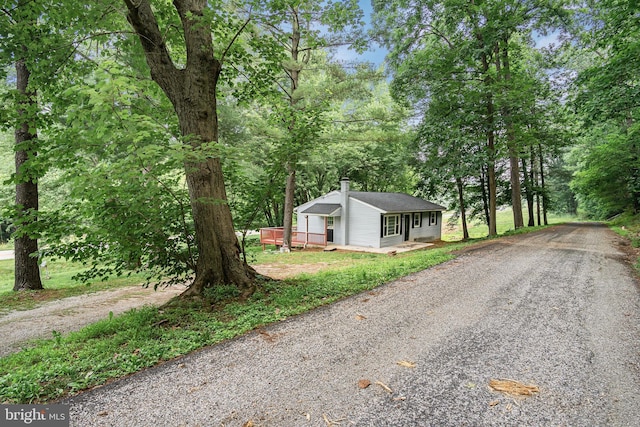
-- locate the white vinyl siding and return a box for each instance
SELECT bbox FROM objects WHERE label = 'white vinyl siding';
[295,192,341,237]
[408,211,442,242]
[347,199,381,247]
[296,191,443,248]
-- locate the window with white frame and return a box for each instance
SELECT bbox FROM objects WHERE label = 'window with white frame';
[327,216,334,228]
[413,212,422,228]
[383,214,401,237]
[430,211,437,225]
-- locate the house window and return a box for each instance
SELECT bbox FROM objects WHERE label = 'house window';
[430,211,437,225]
[383,214,401,237]
[413,212,422,228]
[327,217,334,228]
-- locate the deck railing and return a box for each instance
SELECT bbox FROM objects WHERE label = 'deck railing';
[259,227,327,248]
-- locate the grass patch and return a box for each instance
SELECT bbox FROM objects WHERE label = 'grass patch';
[609,211,640,272]
[0,259,147,313]
[442,208,578,241]
[0,243,462,404]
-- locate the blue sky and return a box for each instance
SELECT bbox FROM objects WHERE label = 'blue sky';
[334,1,558,66]
[329,0,388,66]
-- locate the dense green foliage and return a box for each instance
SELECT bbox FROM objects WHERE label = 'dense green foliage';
[568,0,640,218]
[0,0,635,287]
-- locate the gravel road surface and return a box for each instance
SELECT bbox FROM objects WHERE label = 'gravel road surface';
[65,223,640,426]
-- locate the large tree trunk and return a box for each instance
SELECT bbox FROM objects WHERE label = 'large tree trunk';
[13,58,43,291]
[281,6,303,251]
[124,0,256,297]
[538,142,548,226]
[482,50,497,237]
[521,155,535,227]
[496,40,524,229]
[456,177,469,240]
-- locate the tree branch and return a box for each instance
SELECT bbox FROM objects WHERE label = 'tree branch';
[220,6,253,64]
[122,0,180,100]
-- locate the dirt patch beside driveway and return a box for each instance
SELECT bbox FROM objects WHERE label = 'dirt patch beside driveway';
[0,284,186,357]
[253,262,346,279]
[0,261,339,357]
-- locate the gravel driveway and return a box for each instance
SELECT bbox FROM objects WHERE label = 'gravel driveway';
[65,223,640,426]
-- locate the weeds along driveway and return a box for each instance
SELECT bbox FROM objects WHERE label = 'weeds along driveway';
[0,254,357,358]
[66,223,640,427]
[0,265,327,357]
[0,285,186,357]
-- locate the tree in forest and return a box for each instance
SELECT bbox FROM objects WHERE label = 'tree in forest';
[252,0,363,251]
[300,64,414,198]
[0,1,84,290]
[569,0,640,216]
[39,59,203,288]
[11,57,43,291]
[121,0,262,297]
[373,0,567,236]
[225,58,411,230]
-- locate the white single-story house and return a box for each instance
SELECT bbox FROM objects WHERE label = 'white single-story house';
[292,178,445,249]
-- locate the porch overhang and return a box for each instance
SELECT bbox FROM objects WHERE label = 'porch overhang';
[300,203,342,217]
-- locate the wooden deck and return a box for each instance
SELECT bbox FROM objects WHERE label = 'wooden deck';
[259,227,327,249]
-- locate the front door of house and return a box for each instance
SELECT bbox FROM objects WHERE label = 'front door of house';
[404,215,410,241]
[327,217,334,243]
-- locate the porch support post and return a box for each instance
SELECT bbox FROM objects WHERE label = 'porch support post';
[324,216,327,246]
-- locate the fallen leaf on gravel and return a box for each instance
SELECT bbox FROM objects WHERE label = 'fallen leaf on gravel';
[322,413,345,426]
[396,360,416,368]
[393,396,406,401]
[242,421,254,427]
[489,400,500,407]
[355,313,367,320]
[358,379,371,389]
[97,411,108,416]
[375,380,393,393]
[258,328,276,342]
[489,379,539,397]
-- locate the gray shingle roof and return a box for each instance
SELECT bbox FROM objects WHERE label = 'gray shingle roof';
[299,203,342,216]
[350,192,445,213]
